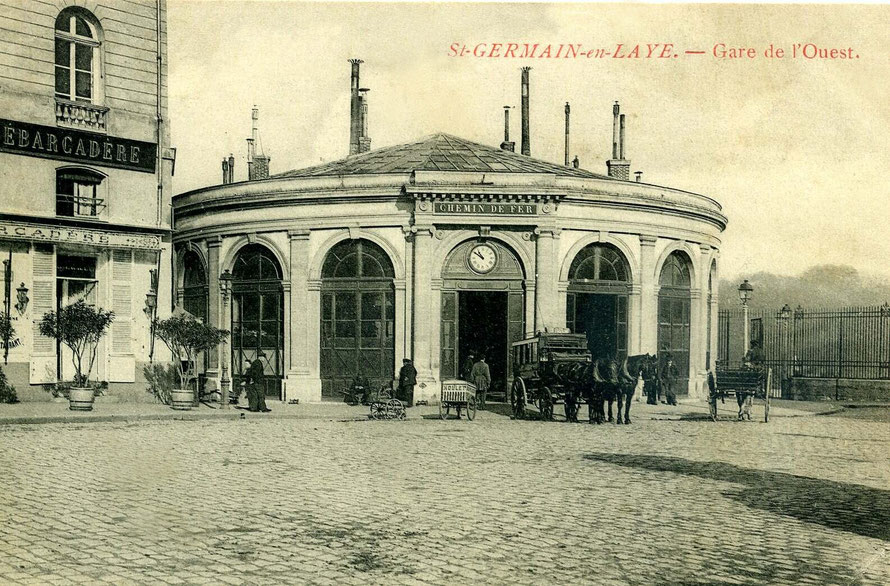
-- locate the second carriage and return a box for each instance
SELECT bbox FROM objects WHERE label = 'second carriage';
[510,332,592,420]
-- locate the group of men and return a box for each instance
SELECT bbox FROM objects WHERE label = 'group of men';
[241,353,271,412]
[641,355,681,406]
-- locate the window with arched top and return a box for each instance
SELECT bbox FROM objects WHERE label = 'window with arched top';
[566,244,631,359]
[568,244,629,283]
[55,8,101,104]
[320,239,395,396]
[181,251,207,322]
[233,244,283,282]
[659,252,692,289]
[657,251,693,390]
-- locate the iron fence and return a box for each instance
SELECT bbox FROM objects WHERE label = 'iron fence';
[717,304,890,397]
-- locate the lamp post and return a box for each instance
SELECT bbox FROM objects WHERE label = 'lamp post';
[738,280,753,360]
[778,304,792,396]
[219,269,234,408]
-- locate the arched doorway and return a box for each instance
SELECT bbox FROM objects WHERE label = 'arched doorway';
[231,244,284,399]
[181,250,207,322]
[658,251,692,392]
[440,239,525,400]
[320,239,395,397]
[565,243,631,360]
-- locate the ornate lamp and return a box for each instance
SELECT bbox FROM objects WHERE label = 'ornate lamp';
[15,283,29,314]
[738,280,753,355]
[218,269,234,408]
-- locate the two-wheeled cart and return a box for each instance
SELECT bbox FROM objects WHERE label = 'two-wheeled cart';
[439,379,477,420]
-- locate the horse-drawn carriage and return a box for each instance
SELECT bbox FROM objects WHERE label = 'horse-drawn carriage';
[510,333,591,420]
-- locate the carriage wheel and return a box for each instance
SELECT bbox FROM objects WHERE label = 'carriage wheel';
[369,403,382,420]
[511,378,527,419]
[539,387,554,421]
[439,401,450,420]
[386,399,403,420]
[466,396,477,421]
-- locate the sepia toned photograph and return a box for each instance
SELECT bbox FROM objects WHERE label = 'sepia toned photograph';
[0,1,888,584]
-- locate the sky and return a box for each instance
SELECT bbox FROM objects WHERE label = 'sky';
[166,2,890,283]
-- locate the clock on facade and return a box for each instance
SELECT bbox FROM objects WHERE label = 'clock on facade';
[468,243,498,274]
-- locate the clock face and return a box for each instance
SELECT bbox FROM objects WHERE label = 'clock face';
[468,244,498,274]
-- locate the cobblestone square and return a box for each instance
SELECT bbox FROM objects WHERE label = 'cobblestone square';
[0,403,888,585]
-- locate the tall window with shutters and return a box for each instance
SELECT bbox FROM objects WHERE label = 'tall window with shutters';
[56,168,105,218]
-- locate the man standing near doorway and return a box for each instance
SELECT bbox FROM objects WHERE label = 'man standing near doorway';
[461,353,475,381]
[471,355,491,409]
[398,358,416,407]
[660,354,680,406]
[246,352,271,413]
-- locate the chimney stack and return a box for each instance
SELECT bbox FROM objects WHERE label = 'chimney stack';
[247,106,271,180]
[520,67,531,156]
[564,102,570,166]
[572,156,580,169]
[500,106,515,152]
[227,154,235,184]
[606,101,631,180]
[635,171,643,183]
[221,158,229,184]
[348,59,363,155]
[358,88,371,153]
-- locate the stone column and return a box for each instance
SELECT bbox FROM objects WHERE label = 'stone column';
[699,244,713,372]
[628,283,642,354]
[638,236,658,354]
[534,227,560,332]
[206,237,221,374]
[284,229,317,403]
[411,225,437,400]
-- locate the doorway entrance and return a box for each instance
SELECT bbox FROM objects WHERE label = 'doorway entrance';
[458,291,508,392]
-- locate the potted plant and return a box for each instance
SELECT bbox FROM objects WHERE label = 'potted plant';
[38,301,114,411]
[153,312,228,410]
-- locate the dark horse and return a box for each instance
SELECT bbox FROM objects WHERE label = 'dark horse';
[615,354,655,424]
[586,354,654,424]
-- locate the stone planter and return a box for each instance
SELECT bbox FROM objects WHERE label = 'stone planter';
[68,387,95,411]
[170,389,195,411]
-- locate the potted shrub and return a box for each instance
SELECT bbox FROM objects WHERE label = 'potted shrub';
[153,312,228,410]
[38,301,114,411]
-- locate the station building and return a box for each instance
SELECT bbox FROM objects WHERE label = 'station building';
[173,64,726,405]
[0,1,173,397]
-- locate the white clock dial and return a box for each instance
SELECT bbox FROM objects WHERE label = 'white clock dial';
[468,244,498,274]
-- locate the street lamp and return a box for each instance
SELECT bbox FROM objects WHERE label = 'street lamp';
[738,280,754,357]
[219,269,234,408]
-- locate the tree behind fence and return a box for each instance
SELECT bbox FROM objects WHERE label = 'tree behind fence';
[718,304,890,397]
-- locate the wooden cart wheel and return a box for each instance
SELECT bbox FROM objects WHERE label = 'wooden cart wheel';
[540,387,554,421]
[439,401,450,420]
[386,399,402,420]
[466,395,477,421]
[511,378,527,419]
[370,403,381,420]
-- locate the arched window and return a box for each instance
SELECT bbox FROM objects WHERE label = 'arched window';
[321,239,395,396]
[181,251,207,322]
[566,244,631,359]
[231,244,284,399]
[568,244,629,283]
[657,251,693,391]
[55,8,101,104]
[56,168,105,217]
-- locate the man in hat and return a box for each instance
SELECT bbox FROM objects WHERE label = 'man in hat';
[471,355,491,409]
[398,358,417,407]
[246,352,271,412]
[461,352,475,381]
[659,354,680,406]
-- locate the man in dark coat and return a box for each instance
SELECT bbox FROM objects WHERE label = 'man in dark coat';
[460,353,475,381]
[398,358,417,407]
[642,357,659,405]
[660,355,680,406]
[247,352,270,412]
[471,356,491,409]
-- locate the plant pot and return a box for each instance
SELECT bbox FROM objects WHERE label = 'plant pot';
[170,389,195,411]
[68,387,95,411]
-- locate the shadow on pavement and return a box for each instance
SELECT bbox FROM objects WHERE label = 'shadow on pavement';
[584,452,890,542]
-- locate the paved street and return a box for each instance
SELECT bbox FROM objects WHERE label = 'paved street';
[0,402,888,585]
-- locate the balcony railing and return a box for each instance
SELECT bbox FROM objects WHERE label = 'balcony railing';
[55,99,108,133]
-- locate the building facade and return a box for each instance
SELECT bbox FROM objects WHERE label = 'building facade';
[173,133,726,404]
[0,0,173,398]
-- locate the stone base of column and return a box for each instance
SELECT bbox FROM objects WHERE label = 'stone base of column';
[687,370,708,400]
[283,371,322,404]
[413,372,441,405]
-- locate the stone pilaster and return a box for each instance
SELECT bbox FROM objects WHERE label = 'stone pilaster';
[638,235,658,354]
[206,237,221,374]
[411,225,438,402]
[534,227,560,333]
[284,229,320,402]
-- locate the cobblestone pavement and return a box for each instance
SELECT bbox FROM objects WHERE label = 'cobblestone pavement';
[0,403,888,585]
